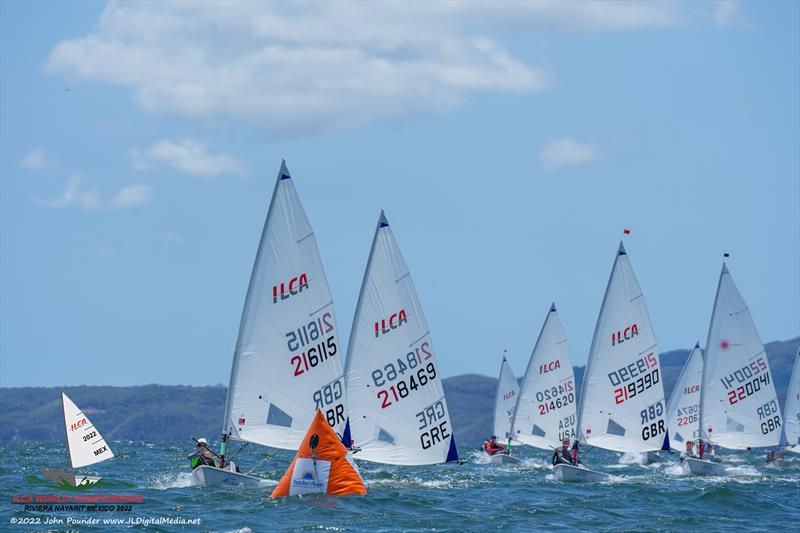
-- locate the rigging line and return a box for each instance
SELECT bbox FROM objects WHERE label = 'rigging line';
[245,448,280,475]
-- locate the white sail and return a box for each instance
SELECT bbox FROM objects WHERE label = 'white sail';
[666,343,703,450]
[577,242,668,452]
[700,263,782,449]
[62,393,114,469]
[343,211,458,464]
[783,349,800,452]
[222,160,347,450]
[493,356,519,440]
[511,303,577,449]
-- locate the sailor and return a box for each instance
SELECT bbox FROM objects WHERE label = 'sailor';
[697,438,706,459]
[680,441,696,462]
[552,438,574,465]
[194,438,218,468]
[482,435,506,456]
[571,439,581,464]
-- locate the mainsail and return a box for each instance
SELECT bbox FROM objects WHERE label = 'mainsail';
[222,160,347,450]
[577,242,668,452]
[493,356,519,440]
[700,263,782,449]
[783,349,800,452]
[62,392,114,469]
[511,303,577,449]
[666,343,703,449]
[343,210,458,464]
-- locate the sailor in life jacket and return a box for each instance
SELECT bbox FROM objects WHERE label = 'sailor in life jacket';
[190,438,218,469]
[679,440,696,462]
[482,435,506,456]
[552,438,575,466]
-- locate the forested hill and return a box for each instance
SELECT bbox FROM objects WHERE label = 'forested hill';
[2,337,797,447]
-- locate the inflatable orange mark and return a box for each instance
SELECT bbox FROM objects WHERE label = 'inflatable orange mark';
[271,410,366,498]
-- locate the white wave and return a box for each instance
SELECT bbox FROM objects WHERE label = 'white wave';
[664,463,686,476]
[618,452,647,465]
[148,471,198,490]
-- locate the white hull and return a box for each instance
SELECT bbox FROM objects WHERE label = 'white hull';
[192,466,262,486]
[552,464,610,482]
[681,458,727,476]
[489,453,520,464]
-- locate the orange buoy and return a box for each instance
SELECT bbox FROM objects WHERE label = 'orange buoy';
[271,409,366,498]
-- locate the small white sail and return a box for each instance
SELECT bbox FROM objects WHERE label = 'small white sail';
[700,263,783,449]
[783,349,800,452]
[493,356,519,440]
[223,161,347,450]
[578,242,668,453]
[344,211,458,464]
[62,393,114,469]
[511,304,577,449]
[666,343,703,450]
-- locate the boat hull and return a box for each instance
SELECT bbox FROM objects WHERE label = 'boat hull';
[489,453,520,465]
[681,458,727,476]
[552,464,610,482]
[191,466,262,486]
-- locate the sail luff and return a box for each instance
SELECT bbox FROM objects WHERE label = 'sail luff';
[578,242,667,452]
[343,210,457,464]
[783,348,800,450]
[222,162,285,439]
[666,343,703,450]
[62,392,114,469]
[222,160,347,450]
[700,263,782,449]
[577,242,624,443]
[492,356,519,440]
[511,303,577,449]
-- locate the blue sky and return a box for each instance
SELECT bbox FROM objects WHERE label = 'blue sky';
[1,1,798,387]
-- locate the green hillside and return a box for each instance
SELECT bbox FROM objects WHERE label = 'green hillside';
[1,337,796,448]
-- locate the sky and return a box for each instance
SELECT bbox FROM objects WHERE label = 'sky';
[1,1,798,387]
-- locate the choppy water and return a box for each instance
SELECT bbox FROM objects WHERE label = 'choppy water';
[2,441,798,532]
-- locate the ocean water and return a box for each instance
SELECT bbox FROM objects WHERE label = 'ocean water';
[2,441,798,532]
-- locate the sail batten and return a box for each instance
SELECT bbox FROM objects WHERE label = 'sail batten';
[222,161,347,450]
[577,243,668,452]
[62,393,114,469]
[700,263,782,449]
[344,211,457,464]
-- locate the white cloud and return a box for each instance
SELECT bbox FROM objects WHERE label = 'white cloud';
[41,175,153,210]
[132,139,245,177]
[43,2,572,135]
[711,1,745,28]
[41,175,102,209]
[539,138,602,171]
[21,148,57,170]
[111,184,153,207]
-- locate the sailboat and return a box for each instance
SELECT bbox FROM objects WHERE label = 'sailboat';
[194,160,348,486]
[510,304,577,464]
[685,263,784,475]
[43,392,115,487]
[666,343,703,452]
[342,210,459,465]
[559,242,668,482]
[489,354,520,464]
[783,348,800,453]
